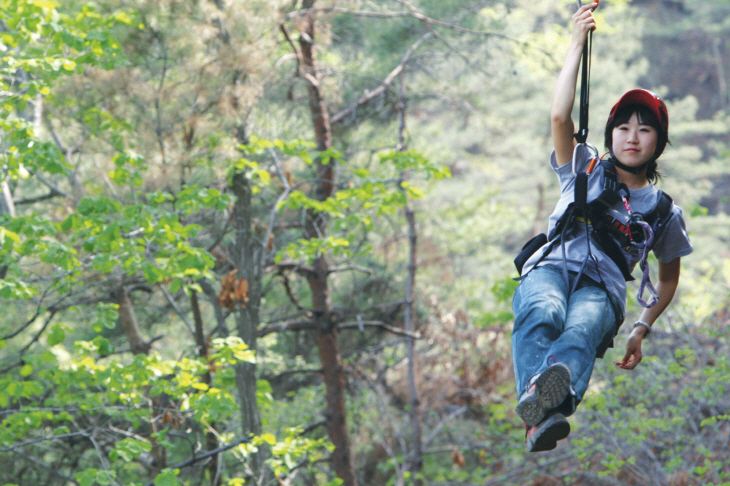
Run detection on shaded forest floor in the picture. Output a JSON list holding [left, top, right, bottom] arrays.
[[366, 305, 730, 486]]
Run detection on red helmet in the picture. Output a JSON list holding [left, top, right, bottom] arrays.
[[607, 89, 669, 157], [608, 89, 668, 133]]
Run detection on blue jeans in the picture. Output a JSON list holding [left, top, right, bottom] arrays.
[[512, 265, 619, 403]]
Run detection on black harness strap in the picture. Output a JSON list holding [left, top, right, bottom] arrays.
[[574, 29, 592, 144], [515, 160, 674, 285]]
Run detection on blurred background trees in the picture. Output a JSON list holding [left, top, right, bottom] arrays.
[[1, 0, 729, 485]]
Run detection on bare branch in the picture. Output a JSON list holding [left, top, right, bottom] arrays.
[[257, 320, 317, 337], [268, 147, 291, 191], [299, 420, 327, 436], [279, 23, 303, 77], [1, 306, 45, 341], [327, 265, 373, 275], [14, 189, 65, 206], [17, 309, 58, 355], [343, 338, 408, 359], [423, 406, 468, 450], [314, 5, 554, 59], [262, 368, 323, 382], [330, 33, 431, 126], [279, 271, 306, 310], [296, 6, 524, 42], [267, 262, 317, 277], [339, 321, 420, 339], [159, 284, 197, 337], [0, 431, 90, 453], [12, 449, 80, 485]]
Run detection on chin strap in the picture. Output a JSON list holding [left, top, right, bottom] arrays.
[[609, 156, 652, 175]]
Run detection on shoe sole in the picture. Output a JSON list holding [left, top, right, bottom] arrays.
[[528, 415, 571, 452], [516, 363, 572, 426]]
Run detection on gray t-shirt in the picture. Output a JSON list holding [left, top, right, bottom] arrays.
[[522, 145, 693, 311]]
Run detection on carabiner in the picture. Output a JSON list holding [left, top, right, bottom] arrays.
[[572, 142, 599, 177]]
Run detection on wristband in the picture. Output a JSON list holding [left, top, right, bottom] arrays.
[[633, 321, 652, 336]]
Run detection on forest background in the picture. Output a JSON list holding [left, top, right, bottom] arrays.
[[2, 0, 730, 485]]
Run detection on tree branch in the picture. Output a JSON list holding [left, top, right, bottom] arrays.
[[159, 284, 197, 337], [339, 321, 420, 339], [268, 262, 317, 277], [17, 309, 58, 356], [0, 431, 90, 453], [279, 271, 306, 310], [257, 320, 317, 337], [12, 449, 80, 485], [330, 33, 431, 126], [327, 265, 373, 275], [423, 406, 468, 451], [308, 5, 554, 57], [262, 368, 323, 382]]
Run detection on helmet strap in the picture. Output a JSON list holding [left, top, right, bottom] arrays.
[[612, 159, 650, 175], [607, 151, 654, 175]]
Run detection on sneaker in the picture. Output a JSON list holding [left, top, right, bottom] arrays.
[[526, 413, 570, 452], [515, 362, 572, 426]]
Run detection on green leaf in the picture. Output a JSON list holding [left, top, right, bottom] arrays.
[[260, 433, 277, 445], [153, 469, 181, 486], [47, 324, 66, 346], [19, 364, 33, 377], [76, 469, 97, 486]]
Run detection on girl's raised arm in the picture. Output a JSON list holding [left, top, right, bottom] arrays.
[[551, 3, 598, 167]]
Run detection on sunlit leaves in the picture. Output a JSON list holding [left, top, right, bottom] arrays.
[[153, 469, 181, 486], [0, 0, 130, 182], [0, 120, 71, 177], [277, 236, 352, 264], [75, 469, 117, 486], [379, 149, 452, 180], [267, 428, 334, 479], [109, 151, 146, 186], [0, 278, 36, 299], [174, 185, 233, 215], [109, 438, 152, 463]]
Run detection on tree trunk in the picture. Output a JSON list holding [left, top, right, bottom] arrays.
[[115, 287, 151, 356], [191, 290, 222, 486], [114, 287, 166, 475], [229, 171, 267, 483], [298, 2, 358, 485], [398, 74, 424, 486], [0, 178, 14, 279]]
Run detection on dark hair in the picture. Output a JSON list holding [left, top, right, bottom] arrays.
[[604, 103, 669, 183]]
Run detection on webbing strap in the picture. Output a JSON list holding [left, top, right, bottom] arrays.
[[574, 30, 592, 144]]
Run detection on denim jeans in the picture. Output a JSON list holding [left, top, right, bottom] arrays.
[[512, 265, 619, 403]]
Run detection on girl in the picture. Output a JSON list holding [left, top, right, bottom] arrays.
[[511, 3, 693, 452]]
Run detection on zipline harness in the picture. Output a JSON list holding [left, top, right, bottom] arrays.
[[514, 3, 673, 308]]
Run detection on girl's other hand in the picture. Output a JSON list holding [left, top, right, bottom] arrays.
[[613, 329, 644, 370]]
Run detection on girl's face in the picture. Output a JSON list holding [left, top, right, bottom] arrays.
[[611, 113, 658, 169]]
